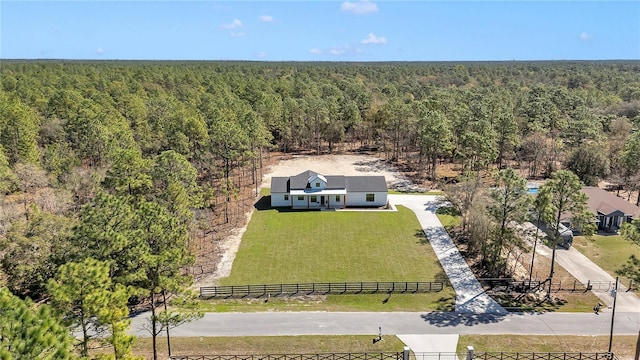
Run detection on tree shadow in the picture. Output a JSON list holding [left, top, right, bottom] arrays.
[[420, 311, 508, 327], [253, 196, 322, 213], [414, 229, 429, 245]]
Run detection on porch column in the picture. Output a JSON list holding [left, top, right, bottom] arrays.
[[307, 195, 309, 209], [327, 196, 330, 209]]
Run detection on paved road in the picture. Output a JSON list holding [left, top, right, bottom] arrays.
[[388, 194, 507, 315], [129, 311, 640, 337]]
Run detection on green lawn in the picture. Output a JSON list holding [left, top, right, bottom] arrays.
[[458, 335, 636, 358], [388, 190, 444, 195], [572, 234, 640, 286], [126, 335, 637, 359], [222, 205, 445, 284], [129, 336, 406, 359], [436, 214, 461, 229], [212, 200, 454, 311]]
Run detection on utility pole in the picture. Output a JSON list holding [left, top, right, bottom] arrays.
[[608, 277, 619, 354], [528, 214, 541, 288]]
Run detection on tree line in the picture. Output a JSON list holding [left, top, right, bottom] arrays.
[[1, 60, 640, 358]]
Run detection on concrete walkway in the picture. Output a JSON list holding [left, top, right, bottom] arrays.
[[388, 195, 507, 315], [530, 231, 640, 312], [397, 334, 459, 358]]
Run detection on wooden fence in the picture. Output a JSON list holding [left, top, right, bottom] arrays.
[[170, 352, 616, 360], [472, 353, 616, 360], [200, 281, 445, 299], [478, 278, 636, 293], [171, 353, 405, 360], [200, 278, 635, 299]]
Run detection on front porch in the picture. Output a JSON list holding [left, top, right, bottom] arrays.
[[596, 211, 631, 233], [291, 192, 347, 209]]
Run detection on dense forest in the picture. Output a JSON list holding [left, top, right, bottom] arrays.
[[1, 60, 640, 358]]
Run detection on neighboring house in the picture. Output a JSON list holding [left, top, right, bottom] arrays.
[[270, 170, 388, 209], [581, 186, 640, 231]]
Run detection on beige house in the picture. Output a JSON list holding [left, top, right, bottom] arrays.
[[581, 187, 640, 232]]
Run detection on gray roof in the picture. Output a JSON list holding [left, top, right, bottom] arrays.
[[273, 170, 387, 193], [345, 175, 387, 192], [582, 186, 640, 217], [270, 177, 289, 193], [290, 170, 316, 189], [324, 176, 346, 189]]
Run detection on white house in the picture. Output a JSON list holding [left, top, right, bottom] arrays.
[[270, 170, 388, 209]]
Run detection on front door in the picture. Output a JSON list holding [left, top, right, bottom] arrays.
[[320, 196, 325, 206]]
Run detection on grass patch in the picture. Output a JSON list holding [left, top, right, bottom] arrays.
[[388, 190, 444, 195], [572, 234, 640, 286], [435, 214, 461, 229], [197, 293, 455, 312], [458, 335, 637, 358], [211, 202, 454, 311], [223, 205, 446, 284], [132, 335, 406, 359], [128, 335, 636, 359]]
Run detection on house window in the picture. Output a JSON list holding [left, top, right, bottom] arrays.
[[284, 195, 289, 201], [316, 182, 320, 187], [310, 195, 317, 202], [366, 194, 375, 202], [297, 196, 304, 201], [335, 195, 340, 202]]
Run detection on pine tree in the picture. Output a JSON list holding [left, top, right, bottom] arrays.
[[0, 287, 76, 360], [47, 258, 134, 358], [488, 168, 531, 274]]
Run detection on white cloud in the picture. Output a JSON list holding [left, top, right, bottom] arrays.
[[260, 15, 273, 22], [329, 48, 345, 55], [309, 48, 322, 55], [230, 31, 245, 38], [361, 33, 387, 45], [96, 48, 104, 55], [580, 32, 591, 41], [341, 0, 378, 14], [256, 51, 267, 58], [222, 19, 243, 29]]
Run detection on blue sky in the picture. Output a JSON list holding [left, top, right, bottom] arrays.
[[2, 1, 639, 61]]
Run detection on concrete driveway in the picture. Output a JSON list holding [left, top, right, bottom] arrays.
[[388, 195, 507, 315], [532, 233, 640, 312]]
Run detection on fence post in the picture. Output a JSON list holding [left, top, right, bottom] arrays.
[[466, 346, 474, 360], [403, 347, 410, 360]]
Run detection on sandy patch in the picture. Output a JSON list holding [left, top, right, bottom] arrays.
[[198, 154, 421, 286], [261, 154, 424, 192]]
